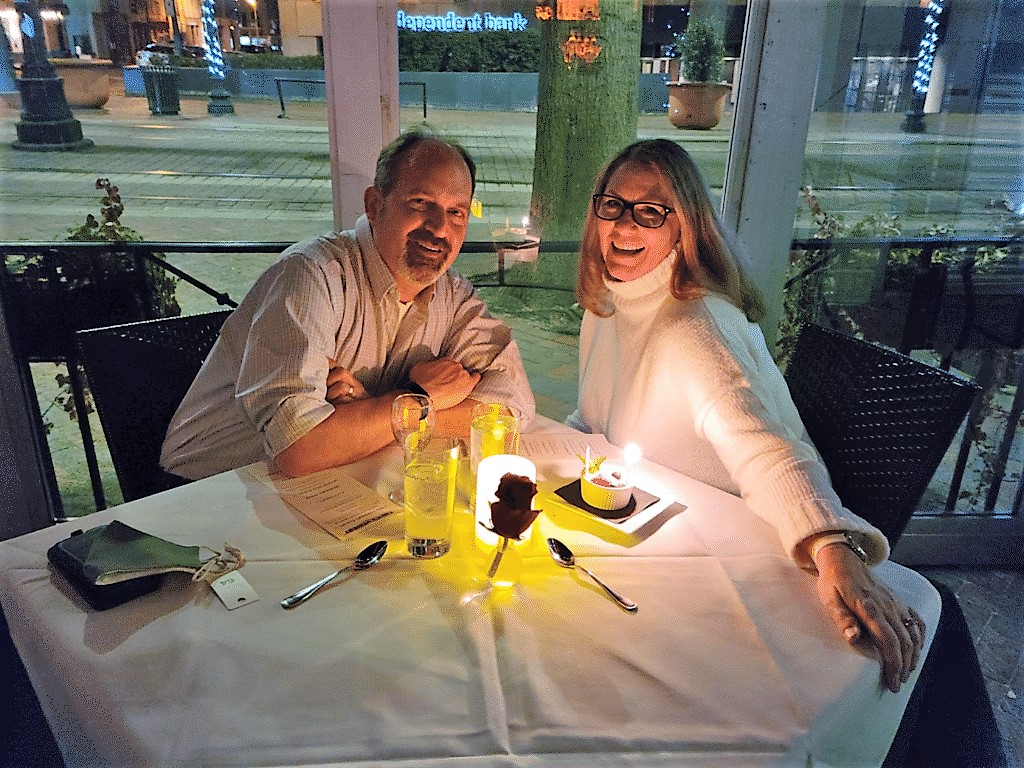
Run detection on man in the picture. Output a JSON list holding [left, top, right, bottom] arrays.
[[161, 129, 535, 480]]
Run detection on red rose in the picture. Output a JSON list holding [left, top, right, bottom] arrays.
[[489, 473, 539, 539], [495, 473, 537, 509]]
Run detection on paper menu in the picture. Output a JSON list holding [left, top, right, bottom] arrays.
[[245, 463, 400, 540], [519, 431, 618, 463]]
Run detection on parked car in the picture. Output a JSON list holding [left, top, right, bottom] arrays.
[[237, 37, 279, 54], [136, 42, 206, 66]]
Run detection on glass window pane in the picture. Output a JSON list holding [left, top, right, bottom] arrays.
[[393, 2, 737, 255], [790, 0, 1023, 521], [797, 0, 1021, 243]]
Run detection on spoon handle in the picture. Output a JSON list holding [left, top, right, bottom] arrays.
[[280, 565, 353, 609], [576, 565, 638, 613]]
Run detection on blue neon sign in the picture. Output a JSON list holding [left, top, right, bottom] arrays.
[[396, 10, 529, 33]]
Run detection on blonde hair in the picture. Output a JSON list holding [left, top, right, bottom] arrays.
[[577, 139, 765, 322]]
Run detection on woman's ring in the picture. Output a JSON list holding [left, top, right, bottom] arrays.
[[347, 384, 354, 396]]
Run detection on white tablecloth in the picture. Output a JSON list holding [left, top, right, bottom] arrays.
[[0, 418, 940, 767]]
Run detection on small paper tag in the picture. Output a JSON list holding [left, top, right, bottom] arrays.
[[210, 572, 259, 610]]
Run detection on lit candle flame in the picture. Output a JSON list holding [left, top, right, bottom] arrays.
[[623, 443, 642, 485]]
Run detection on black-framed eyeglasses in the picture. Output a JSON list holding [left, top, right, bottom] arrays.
[[592, 194, 674, 229]]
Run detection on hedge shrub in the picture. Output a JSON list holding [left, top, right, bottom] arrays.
[[171, 52, 326, 69], [398, 28, 540, 72], [171, 29, 539, 72]]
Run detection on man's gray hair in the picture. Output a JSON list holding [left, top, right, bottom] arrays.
[[373, 128, 476, 196]]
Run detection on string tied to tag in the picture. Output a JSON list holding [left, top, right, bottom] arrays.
[[192, 544, 246, 583]]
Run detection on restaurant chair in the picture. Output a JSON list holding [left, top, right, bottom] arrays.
[[75, 309, 232, 503], [784, 323, 981, 545]]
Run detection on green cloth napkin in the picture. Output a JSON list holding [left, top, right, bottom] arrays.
[[61, 520, 203, 585]]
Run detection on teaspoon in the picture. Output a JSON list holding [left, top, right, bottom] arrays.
[[547, 537, 638, 613], [280, 540, 388, 609]]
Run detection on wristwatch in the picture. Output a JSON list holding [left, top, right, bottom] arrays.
[[405, 380, 430, 398], [810, 531, 869, 564]]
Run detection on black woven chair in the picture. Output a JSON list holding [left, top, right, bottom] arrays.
[[784, 324, 981, 545], [76, 310, 232, 503]]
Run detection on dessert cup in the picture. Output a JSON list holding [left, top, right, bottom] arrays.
[[580, 462, 633, 511]]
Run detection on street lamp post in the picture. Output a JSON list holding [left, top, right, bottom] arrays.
[[11, 0, 93, 151], [166, 0, 185, 57], [247, 0, 259, 35]]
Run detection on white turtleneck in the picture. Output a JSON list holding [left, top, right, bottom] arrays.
[[567, 255, 888, 566]]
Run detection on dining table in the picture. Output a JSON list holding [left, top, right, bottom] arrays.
[[0, 416, 940, 768]]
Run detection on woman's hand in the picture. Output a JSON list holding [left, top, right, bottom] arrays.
[[325, 358, 367, 405], [814, 542, 926, 693]]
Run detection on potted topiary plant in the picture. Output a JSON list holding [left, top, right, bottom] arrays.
[[667, 19, 731, 130]]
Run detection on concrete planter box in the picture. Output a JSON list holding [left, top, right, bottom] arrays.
[[49, 58, 117, 108], [400, 72, 669, 113]]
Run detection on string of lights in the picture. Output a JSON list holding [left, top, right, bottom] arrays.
[[912, 0, 944, 95], [201, 0, 225, 81]]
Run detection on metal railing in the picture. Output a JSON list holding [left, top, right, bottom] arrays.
[[3, 236, 1022, 525], [274, 78, 428, 119], [274, 77, 326, 118], [399, 80, 428, 120], [0, 242, 290, 514]]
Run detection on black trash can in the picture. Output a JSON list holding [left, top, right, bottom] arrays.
[[140, 66, 180, 115]]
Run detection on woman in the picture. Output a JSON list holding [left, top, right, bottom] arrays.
[[567, 139, 924, 694]]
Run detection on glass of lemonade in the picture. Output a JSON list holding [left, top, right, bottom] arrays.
[[404, 436, 461, 559], [390, 393, 434, 503], [470, 403, 521, 474]]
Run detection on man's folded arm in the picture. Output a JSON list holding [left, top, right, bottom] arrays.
[[271, 392, 402, 477]]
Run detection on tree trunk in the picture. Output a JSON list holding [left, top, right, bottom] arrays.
[[530, 2, 642, 249]]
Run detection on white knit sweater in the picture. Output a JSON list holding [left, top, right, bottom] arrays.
[[568, 255, 889, 566]]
